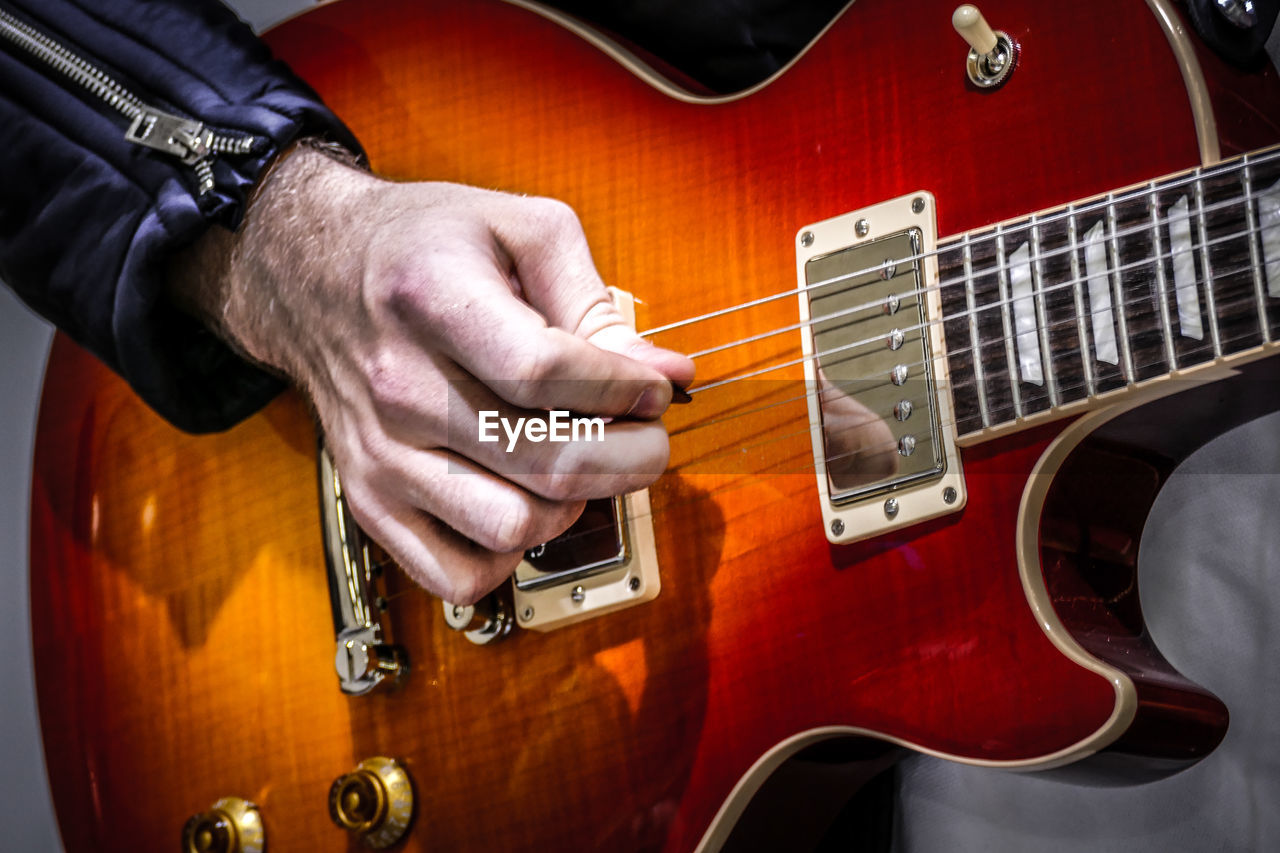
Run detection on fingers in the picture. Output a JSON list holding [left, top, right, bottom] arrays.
[[371, 446, 588, 553], [493, 195, 696, 393], [292, 176, 696, 606], [374, 379, 672, 500], [336, 445, 587, 605], [383, 191, 693, 418], [351, 494, 524, 607]]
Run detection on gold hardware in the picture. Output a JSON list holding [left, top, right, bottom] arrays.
[[329, 756, 415, 848], [181, 797, 264, 853]]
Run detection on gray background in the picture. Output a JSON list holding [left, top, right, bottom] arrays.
[[1, 2, 1276, 849]]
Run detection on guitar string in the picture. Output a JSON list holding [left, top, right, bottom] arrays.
[[672, 185, 1270, 366], [664, 274, 1272, 469], [638, 148, 1280, 344], [640, 166, 1279, 397], [538, 278, 1276, 553], [515, 156, 1280, 553], [662, 250, 1272, 466], [683, 187, 1273, 393], [663, 273, 1273, 460], [680, 218, 1275, 400]]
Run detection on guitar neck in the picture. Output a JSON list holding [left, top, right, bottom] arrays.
[[940, 148, 1280, 438]]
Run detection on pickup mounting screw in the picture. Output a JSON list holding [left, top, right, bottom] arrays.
[[855, 219, 871, 238], [944, 486, 958, 504], [571, 586, 586, 604], [912, 196, 926, 214], [521, 606, 534, 621], [629, 577, 641, 592], [830, 519, 846, 536], [884, 498, 900, 518], [800, 231, 815, 247]]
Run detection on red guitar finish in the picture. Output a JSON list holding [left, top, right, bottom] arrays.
[[30, 1, 1280, 851]]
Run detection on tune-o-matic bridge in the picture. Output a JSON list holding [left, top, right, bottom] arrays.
[[796, 193, 968, 542]]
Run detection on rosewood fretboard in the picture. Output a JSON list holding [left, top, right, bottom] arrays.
[[939, 148, 1280, 437]]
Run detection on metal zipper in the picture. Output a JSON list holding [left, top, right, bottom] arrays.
[[0, 6, 260, 194]]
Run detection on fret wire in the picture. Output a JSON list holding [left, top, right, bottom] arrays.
[[646, 149, 1280, 343], [1066, 208, 1097, 397], [938, 255, 1267, 390], [709, 221, 1273, 397], [933, 190, 1265, 301], [1105, 197, 1137, 380], [994, 228, 1024, 418], [660, 311, 1280, 491], [961, 235, 991, 428], [1242, 156, 1272, 344], [786, 189, 1264, 360], [684, 160, 1279, 401], [1029, 218, 1060, 405], [1193, 173, 1223, 357], [1147, 188, 1179, 369], [700, 271, 1275, 456], [946, 312, 1277, 437], [940, 220, 1272, 329]]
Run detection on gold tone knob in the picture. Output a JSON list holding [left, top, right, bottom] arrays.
[[329, 757, 415, 848], [181, 797, 264, 853]]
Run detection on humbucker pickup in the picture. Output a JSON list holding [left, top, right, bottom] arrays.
[[796, 193, 967, 542]]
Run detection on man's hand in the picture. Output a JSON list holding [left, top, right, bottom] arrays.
[[170, 143, 694, 605]]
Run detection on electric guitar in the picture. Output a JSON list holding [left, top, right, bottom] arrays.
[[30, 0, 1280, 850]]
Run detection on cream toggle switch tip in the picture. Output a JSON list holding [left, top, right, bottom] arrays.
[[952, 4, 998, 55]]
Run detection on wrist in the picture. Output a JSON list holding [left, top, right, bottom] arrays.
[[168, 139, 377, 385]]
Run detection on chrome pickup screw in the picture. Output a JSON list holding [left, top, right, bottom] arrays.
[[953, 5, 1017, 89]]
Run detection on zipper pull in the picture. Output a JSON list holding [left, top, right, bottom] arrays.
[[125, 107, 213, 166]]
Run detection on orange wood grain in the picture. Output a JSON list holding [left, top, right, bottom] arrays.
[[30, 1, 1280, 851]]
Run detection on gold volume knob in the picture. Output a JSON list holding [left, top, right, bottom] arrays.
[[181, 797, 264, 853], [329, 756, 415, 848]]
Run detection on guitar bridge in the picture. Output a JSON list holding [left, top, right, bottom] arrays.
[[796, 193, 967, 542], [318, 444, 408, 695]]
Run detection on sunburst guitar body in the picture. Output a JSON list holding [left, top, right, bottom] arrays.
[[30, 0, 1280, 851]]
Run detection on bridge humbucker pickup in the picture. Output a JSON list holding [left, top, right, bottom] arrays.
[[796, 193, 967, 543]]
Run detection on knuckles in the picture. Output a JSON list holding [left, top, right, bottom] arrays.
[[482, 497, 540, 555], [495, 336, 567, 409], [365, 349, 420, 417], [521, 195, 582, 238]]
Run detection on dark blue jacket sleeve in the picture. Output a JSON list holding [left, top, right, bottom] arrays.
[[0, 0, 361, 433]]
